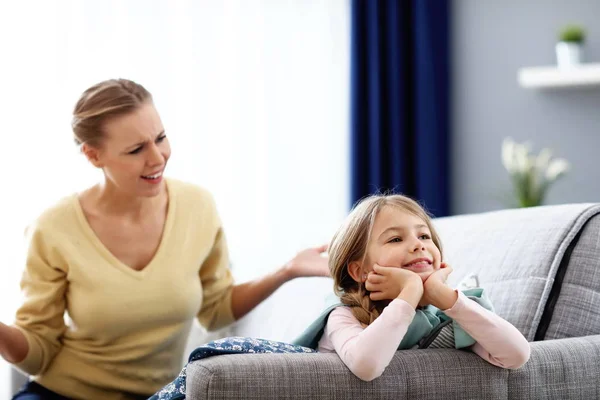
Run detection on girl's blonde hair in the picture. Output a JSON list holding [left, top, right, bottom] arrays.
[[71, 78, 152, 148], [329, 194, 443, 326]]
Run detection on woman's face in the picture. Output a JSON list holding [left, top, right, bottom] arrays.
[[85, 102, 171, 198]]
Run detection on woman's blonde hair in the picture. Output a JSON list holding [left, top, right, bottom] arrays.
[[71, 78, 152, 147], [329, 194, 443, 326]]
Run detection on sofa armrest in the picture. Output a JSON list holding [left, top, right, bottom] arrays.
[[186, 335, 600, 399], [509, 335, 600, 399]]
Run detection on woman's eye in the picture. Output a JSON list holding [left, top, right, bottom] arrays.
[[128, 147, 142, 155], [157, 135, 166, 142]]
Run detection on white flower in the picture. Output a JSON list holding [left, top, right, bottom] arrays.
[[545, 158, 570, 181], [514, 144, 531, 174], [501, 138, 516, 173], [500, 137, 570, 207], [536, 148, 552, 172]]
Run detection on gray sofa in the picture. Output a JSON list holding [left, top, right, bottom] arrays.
[[186, 203, 600, 399]]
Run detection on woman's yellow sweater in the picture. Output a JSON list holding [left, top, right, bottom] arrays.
[[14, 178, 234, 399]]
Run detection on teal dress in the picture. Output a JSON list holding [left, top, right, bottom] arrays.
[[292, 288, 494, 351]]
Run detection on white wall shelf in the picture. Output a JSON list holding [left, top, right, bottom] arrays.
[[517, 63, 600, 89]]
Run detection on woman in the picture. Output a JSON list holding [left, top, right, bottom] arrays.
[[1, 78, 329, 399]]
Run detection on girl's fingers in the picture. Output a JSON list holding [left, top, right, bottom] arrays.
[[442, 266, 453, 277], [436, 266, 453, 283], [372, 263, 391, 275], [367, 272, 386, 283], [365, 281, 384, 292], [369, 291, 386, 301]]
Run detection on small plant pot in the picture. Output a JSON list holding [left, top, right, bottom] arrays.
[[555, 41, 583, 68]]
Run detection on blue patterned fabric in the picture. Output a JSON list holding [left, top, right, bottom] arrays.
[[148, 337, 315, 400]]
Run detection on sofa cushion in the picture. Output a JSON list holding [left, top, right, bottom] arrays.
[[432, 204, 600, 341], [186, 351, 509, 399], [539, 213, 600, 339], [185, 335, 600, 399]]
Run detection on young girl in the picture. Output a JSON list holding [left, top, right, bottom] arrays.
[[316, 194, 530, 381]]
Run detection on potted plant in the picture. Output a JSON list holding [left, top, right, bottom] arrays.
[[556, 24, 585, 68]]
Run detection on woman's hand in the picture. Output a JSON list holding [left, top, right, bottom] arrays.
[[282, 244, 330, 280], [0, 322, 29, 364], [420, 263, 458, 309], [232, 244, 330, 320]]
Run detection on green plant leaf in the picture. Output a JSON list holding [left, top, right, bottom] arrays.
[[559, 25, 585, 43]]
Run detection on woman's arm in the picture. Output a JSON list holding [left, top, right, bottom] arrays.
[[444, 291, 531, 369], [231, 245, 329, 320], [231, 268, 290, 320], [6, 222, 68, 375], [0, 323, 28, 363]]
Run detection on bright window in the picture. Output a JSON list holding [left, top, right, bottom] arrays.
[[0, 0, 349, 393], [0, 0, 349, 332]]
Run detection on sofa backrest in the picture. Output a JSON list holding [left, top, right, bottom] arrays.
[[538, 212, 600, 340], [433, 203, 600, 341]]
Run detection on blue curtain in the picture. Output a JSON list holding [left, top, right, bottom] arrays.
[[350, 0, 450, 217]]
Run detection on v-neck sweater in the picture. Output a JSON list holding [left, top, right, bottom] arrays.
[[13, 178, 235, 399]]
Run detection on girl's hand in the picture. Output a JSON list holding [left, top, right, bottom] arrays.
[[283, 244, 330, 280], [420, 263, 458, 309], [366, 264, 422, 301]]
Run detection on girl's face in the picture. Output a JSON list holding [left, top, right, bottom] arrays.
[[363, 206, 442, 282]]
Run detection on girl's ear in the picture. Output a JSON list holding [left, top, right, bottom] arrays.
[[348, 260, 365, 283]]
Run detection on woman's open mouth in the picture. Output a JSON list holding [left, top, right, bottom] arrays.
[[141, 170, 163, 184]]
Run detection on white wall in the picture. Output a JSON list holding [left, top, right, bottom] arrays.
[[452, 0, 600, 215], [0, 0, 350, 395]]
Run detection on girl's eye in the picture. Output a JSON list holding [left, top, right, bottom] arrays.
[[419, 234, 431, 240], [388, 237, 402, 243], [157, 135, 166, 142]]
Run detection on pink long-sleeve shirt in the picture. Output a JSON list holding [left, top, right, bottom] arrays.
[[317, 291, 531, 381]]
